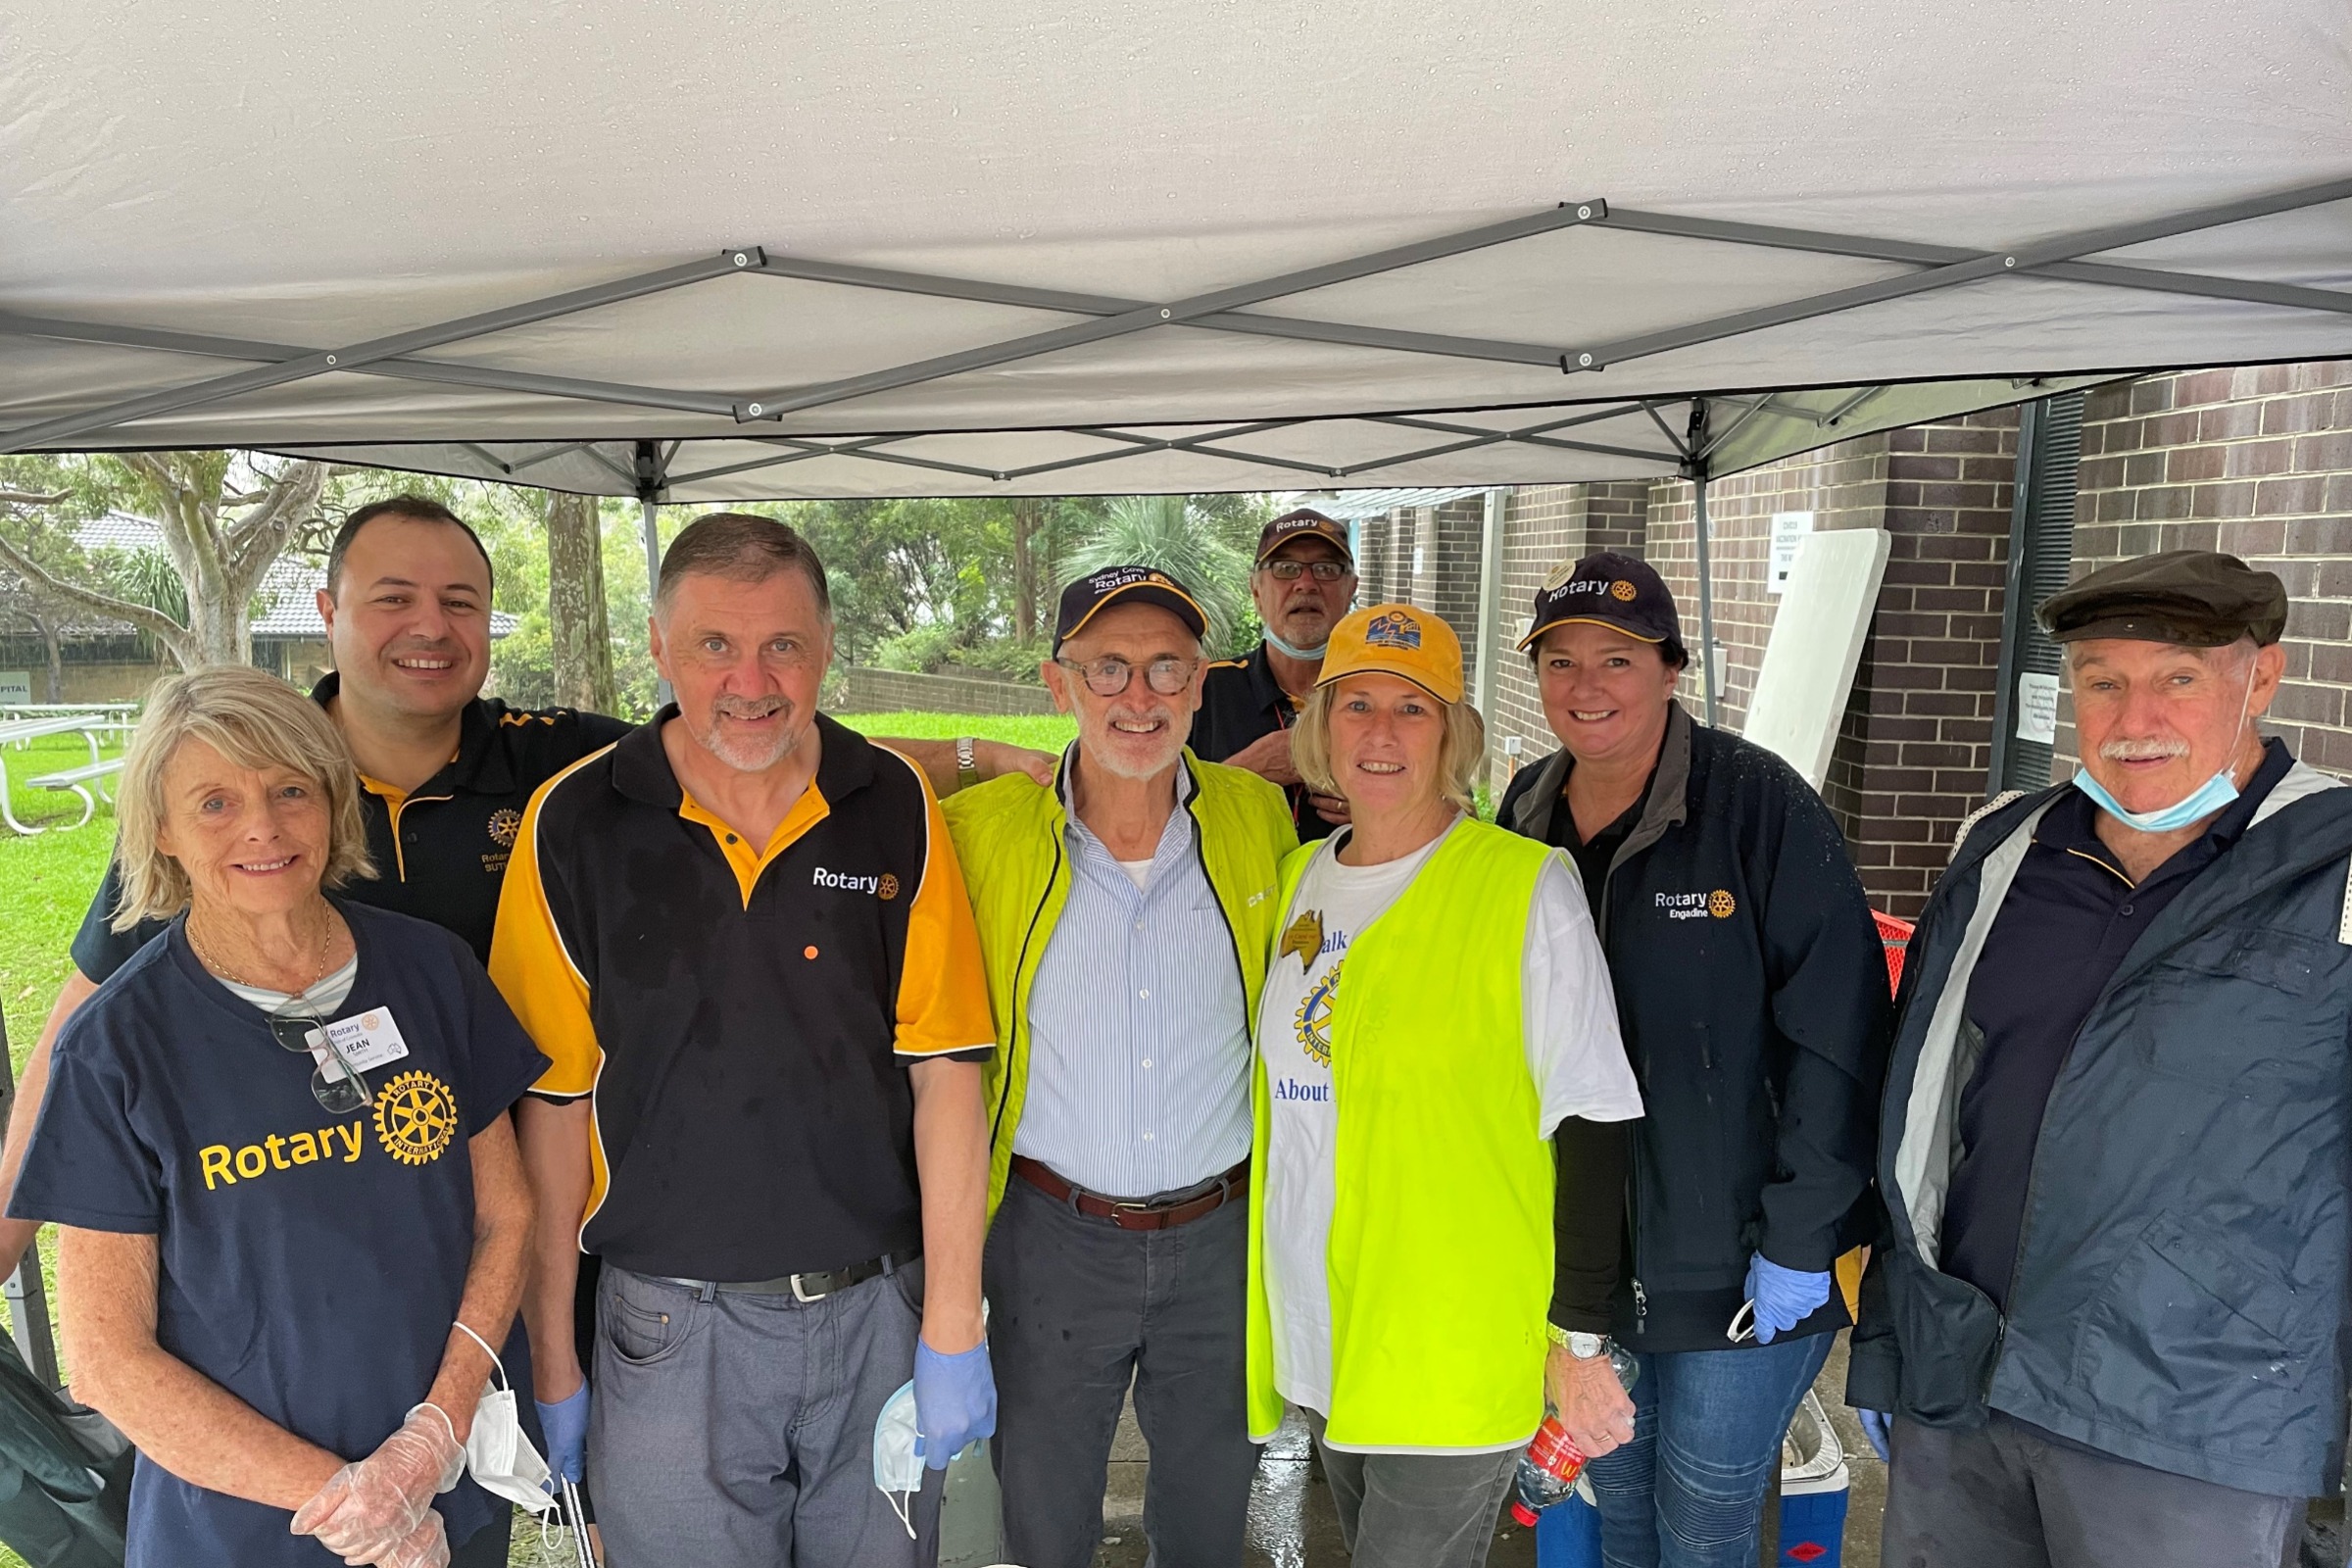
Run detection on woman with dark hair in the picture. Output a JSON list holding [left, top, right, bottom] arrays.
[[1496, 553, 1891, 1568]]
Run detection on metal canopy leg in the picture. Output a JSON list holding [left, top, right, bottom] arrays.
[[635, 441, 673, 710], [1687, 398, 1721, 728], [1692, 474, 1719, 728]]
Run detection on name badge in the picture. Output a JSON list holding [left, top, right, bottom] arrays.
[[308, 1009, 412, 1081]]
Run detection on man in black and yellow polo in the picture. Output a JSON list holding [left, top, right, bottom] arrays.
[[1195, 508, 1359, 841], [491, 513, 997, 1568]]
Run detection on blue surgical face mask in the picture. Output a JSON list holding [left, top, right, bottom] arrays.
[[1264, 628, 1328, 662], [2073, 661, 2257, 834], [872, 1380, 921, 1540]]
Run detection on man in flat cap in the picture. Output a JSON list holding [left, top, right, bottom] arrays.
[[1849, 551, 2352, 1566]]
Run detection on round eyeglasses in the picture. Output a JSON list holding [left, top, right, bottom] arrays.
[[269, 1010, 372, 1115], [1053, 656, 1200, 698]]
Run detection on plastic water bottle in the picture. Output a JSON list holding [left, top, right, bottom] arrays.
[[1509, 1341, 1640, 1527]]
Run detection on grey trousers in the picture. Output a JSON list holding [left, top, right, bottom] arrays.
[[1301, 1410, 1521, 1568], [586, 1262, 943, 1568], [984, 1170, 1256, 1568], [1881, 1412, 2303, 1568]]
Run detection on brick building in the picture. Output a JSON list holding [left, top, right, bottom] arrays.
[[1340, 358, 2352, 917]]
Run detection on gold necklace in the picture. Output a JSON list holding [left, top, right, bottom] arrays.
[[188, 908, 340, 997]]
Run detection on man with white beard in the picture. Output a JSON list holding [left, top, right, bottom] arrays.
[[489, 513, 998, 1567], [944, 566, 1298, 1568]]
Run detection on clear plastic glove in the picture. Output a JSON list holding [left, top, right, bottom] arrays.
[[1742, 1254, 1833, 1345], [912, 1337, 996, 1471], [1857, 1407, 1893, 1463], [290, 1404, 465, 1562], [371, 1507, 449, 1568], [535, 1383, 590, 1486]]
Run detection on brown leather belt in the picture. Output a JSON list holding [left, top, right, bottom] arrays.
[[1011, 1155, 1249, 1232]]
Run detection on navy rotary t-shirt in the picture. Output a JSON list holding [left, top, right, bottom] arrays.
[[9, 901, 548, 1567]]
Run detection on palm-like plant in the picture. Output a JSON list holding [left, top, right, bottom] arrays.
[[1062, 495, 1253, 656]]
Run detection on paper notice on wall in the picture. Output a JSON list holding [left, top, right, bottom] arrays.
[[2016, 671, 2060, 743], [0, 672, 30, 705], [1767, 513, 1815, 595]]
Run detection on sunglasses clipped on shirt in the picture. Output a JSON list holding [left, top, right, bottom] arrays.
[[268, 1009, 372, 1115], [1054, 656, 1201, 698], [1260, 560, 1350, 582]]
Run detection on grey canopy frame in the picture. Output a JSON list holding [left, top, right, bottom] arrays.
[[7, 176, 2348, 497], [8, 0, 2352, 729]]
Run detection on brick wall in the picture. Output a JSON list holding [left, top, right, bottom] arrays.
[[1486, 485, 1592, 778], [831, 665, 1059, 715], [1835, 414, 2019, 914], [2061, 362, 2352, 777], [1634, 412, 2019, 916]]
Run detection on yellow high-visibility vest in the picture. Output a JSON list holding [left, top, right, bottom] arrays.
[[1247, 817, 1559, 1450], [943, 750, 1297, 1215]]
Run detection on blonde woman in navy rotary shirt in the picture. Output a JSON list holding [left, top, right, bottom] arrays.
[[9, 667, 544, 1568]]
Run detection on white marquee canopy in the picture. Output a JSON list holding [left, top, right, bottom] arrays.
[[3, 0, 2348, 502]]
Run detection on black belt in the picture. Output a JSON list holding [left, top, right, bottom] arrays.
[[656, 1248, 918, 1303]]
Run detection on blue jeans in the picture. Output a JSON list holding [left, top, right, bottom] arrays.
[[1582, 1332, 1833, 1568]]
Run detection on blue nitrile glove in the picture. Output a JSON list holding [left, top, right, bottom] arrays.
[[535, 1384, 590, 1486], [912, 1338, 996, 1471], [1857, 1407, 1893, 1463], [1744, 1253, 1833, 1345]]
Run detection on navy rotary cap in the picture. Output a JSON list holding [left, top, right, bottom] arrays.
[[1253, 508, 1354, 565], [1517, 552, 1681, 651], [1053, 564, 1209, 653]]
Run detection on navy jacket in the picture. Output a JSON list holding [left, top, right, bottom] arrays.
[[1848, 760, 2352, 1496], [1501, 702, 1891, 1347]]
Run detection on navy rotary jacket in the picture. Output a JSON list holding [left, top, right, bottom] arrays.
[[1848, 760, 2352, 1496]]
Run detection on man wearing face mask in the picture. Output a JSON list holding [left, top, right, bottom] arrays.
[[1848, 551, 2352, 1567], [942, 566, 1296, 1568], [1196, 509, 1359, 840]]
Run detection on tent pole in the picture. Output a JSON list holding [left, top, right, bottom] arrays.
[[641, 492, 669, 709], [1472, 487, 1506, 722], [1692, 471, 1719, 728], [635, 440, 672, 709]]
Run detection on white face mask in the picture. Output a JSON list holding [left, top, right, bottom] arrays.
[[451, 1322, 557, 1513], [872, 1379, 922, 1540]]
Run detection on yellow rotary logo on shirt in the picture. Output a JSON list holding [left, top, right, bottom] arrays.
[[487, 808, 523, 848], [1709, 889, 1737, 918], [373, 1070, 458, 1166], [1295, 961, 1341, 1068]]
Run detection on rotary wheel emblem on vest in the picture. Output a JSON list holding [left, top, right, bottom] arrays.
[[1708, 889, 1737, 918], [373, 1071, 457, 1165], [1296, 961, 1341, 1067], [486, 809, 522, 847]]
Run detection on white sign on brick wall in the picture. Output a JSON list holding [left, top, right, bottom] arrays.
[[2016, 671, 2060, 744], [0, 671, 30, 705], [1767, 512, 1815, 595]]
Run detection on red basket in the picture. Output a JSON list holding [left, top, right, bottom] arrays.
[[1872, 910, 1914, 999]]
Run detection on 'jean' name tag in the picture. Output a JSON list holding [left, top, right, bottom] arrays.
[[308, 1010, 412, 1081]]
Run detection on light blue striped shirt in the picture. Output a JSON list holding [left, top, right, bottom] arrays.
[[1012, 763, 1254, 1200]]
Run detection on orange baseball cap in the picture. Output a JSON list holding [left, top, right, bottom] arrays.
[[1315, 603, 1465, 705]]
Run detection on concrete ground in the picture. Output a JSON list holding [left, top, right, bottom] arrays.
[[940, 1332, 1889, 1568]]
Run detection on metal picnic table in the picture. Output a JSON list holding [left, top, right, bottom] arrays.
[[0, 713, 118, 837]]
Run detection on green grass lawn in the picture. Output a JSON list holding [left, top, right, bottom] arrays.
[[0, 711, 1070, 1568]]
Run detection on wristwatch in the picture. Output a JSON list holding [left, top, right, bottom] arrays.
[[1547, 1325, 1608, 1358], [956, 736, 979, 793]]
